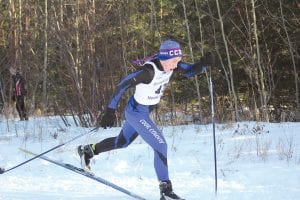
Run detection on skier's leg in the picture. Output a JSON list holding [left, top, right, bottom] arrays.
[[126, 114, 184, 199], [78, 121, 138, 169], [19, 98, 25, 119], [20, 97, 28, 120], [125, 110, 169, 181], [93, 121, 138, 155], [124, 98, 183, 199], [16, 98, 23, 120]]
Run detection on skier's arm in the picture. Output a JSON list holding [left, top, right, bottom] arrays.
[[107, 64, 154, 110], [99, 65, 154, 128], [11, 75, 17, 100], [12, 75, 16, 93], [177, 61, 206, 77], [20, 77, 27, 96], [177, 52, 215, 77]]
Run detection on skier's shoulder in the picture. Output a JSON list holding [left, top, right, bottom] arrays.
[[141, 61, 155, 71], [138, 60, 156, 76], [131, 61, 157, 85], [143, 58, 165, 73]]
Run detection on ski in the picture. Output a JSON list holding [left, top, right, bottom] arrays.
[[1, 128, 98, 175], [19, 148, 147, 200]]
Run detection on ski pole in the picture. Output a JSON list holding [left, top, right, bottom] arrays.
[[209, 69, 218, 194], [0, 127, 99, 174], [20, 148, 146, 200]]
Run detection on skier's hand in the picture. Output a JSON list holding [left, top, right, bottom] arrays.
[[199, 52, 215, 67], [100, 108, 116, 129]]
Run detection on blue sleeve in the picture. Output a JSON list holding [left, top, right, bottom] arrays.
[[177, 61, 206, 78], [107, 65, 154, 109]]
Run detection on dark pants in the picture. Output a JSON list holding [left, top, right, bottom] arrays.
[[16, 96, 28, 120]]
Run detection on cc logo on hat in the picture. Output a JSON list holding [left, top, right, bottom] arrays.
[[169, 49, 182, 56]]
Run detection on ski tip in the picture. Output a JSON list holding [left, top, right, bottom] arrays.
[[0, 167, 5, 174]]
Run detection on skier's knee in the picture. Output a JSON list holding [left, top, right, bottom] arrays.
[[155, 142, 167, 156], [161, 143, 168, 154], [115, 131, 138, 148], [116, 134, 127, 148]]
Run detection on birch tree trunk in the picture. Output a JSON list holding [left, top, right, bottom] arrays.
[[244, 0, 260, 121], [195, 0, 204, 56], [18, 0, 22, 71], [279, 0, 299, 109], [8, 0, 17, 70], [75, 0, 81, 90], [182, 0, 203, 122], [149, 0, 160, 44], [42, 0, 48, 110], [251, 0, 269, 122], [117, 4, 127, 75], [194, 0, 205, 122], [208, 1, 233, 122], [215, 0, 239, 121]]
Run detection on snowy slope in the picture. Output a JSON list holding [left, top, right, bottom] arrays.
[[0, 116, 299, 200]]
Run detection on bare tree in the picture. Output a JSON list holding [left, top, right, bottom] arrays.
[[215, 0, 239, 121], [279, 0, 299, 109], [251, 0, 269, 122], [42, 0, 48, 110], [182, 0, 204, 122], [8, 0, 18, 69]]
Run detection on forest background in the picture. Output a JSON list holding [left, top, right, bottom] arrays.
[[0, 0, 299, 127]]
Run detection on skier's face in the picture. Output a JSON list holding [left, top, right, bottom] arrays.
[[161, 57, 182, 72]]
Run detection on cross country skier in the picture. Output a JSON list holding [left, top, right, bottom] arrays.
[[78, 39, 214, 200]]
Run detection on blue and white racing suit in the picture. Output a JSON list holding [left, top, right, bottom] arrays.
[[93, 58, 206, 181]]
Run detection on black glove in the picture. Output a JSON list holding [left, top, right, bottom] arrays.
[[100, 108, 116, 129], [200, 52, 215, 66]]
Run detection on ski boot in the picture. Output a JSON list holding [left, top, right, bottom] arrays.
[[159, 180, 185, 200], [0, 167, 5, 174], [77, 144, 94, 171]]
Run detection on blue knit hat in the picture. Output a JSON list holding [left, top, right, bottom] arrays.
[[158, 39, 183, 60]]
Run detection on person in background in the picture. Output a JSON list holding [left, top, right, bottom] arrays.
[[11, 70, 28, 121], [78, 39, 214, 200]]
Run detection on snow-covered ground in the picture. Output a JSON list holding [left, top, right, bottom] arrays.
[[0, 116, 299, 200]]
